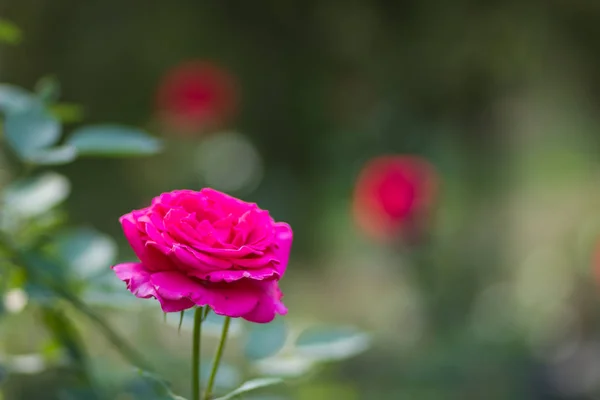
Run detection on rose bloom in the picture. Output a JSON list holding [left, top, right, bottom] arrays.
[[156, 61, 238, 135], [112, 188, 292, 323], [353, 155, 438, 241]]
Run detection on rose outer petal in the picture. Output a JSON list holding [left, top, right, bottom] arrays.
[[273, 222, 293, 276], [113, 263, 285, 322], [241, 281, 287, 323], [112, 262, 195, 312], [150, 271, 260, 317]]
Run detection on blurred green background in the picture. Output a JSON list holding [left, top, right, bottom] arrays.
[[4, 1, 600, 399]]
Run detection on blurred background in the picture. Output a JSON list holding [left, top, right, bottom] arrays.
[[3, 1, 600, 399]]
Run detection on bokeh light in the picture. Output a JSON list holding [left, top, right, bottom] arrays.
[[195, 131, 263, 194]]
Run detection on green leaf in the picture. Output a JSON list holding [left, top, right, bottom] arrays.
[[3, 172, 70, 217], [54, 227, 117, 280], [4, 107, 61, 158], [35, 76, 61, 104], [294, 326, 370, 362], [244, 317, 287, 360], [0, 84, 38, 114], [214, 378, 283, 400], [24, 145, 77, 165], [66, 125, 162, 157], [0, 19, 22, 45]]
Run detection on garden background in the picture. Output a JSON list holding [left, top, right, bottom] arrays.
[[3, 1, 600, 399]]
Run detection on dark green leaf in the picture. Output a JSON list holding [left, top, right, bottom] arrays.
[[4, 107, 61, 158], [294, 326, 370, 362], [3, 173, 70, 217], [0, 19, 22, 45], [244, 317, 287, 360], [54, 227, 117, 280], [0, 84, 37, 114], [66, 125, 162, 157], [214, 378, 283, 400]]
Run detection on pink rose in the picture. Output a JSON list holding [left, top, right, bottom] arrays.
[[353, 155, 438, 241], [156, 61, 238, 136], [112, 188, 292, 323]]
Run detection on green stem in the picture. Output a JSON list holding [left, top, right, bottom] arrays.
[[203, 316, 231, 400], [192, 306, 204, 400]]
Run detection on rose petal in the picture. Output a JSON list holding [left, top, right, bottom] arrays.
[[150, 271, 260, 317], [120, 214, 148, 261], [157, 296, 196, 313], [172, 244, 233, 269], [273, 222, 293, 276], [112, 263, 196, 312], [241, 281, 287, 323], [113, 262, 155, 298], [187, 266, 279, 283]]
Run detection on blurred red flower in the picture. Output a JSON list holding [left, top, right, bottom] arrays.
[[156, 61, 238, 135], [353, 155, 438, 241]]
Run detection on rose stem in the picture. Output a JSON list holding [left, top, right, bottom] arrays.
[[203, 316, 231, 400], [192, 306, 204, 400]]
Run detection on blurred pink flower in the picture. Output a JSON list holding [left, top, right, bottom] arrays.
[[113, 188, 292, 323], [353, 155, 438, 241], [156, 61, 238, 135]]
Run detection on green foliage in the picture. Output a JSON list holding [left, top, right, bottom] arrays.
[[0, 63, 162, 399], [1, 80, 160, 167]]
